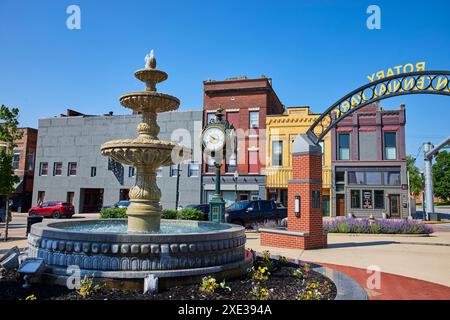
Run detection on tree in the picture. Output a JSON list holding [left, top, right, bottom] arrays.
[[0, 105, 23, 241], [406, 155, 423, 197], [433, 151, 450, 202]]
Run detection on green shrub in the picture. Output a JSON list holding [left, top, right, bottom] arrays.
[[176, 208, 205, 221], [337, 222, 351, 233], [100, 207, 127, 219], [370, 223, 382, 234], [161, 209, 178, 219]]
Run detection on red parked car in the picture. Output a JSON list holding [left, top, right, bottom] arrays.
[[28, 201, 74, 219]]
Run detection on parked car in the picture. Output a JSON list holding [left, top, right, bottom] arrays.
[[225, 200, 287, 227], [28, 201, 75, 219], [101, 200, 130, 211], [0, 209, 12, 223], [184, 204, 210, 220]]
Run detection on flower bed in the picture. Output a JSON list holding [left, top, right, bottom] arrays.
[[0, 251, 336, 300], [324, 217, 433, 234]]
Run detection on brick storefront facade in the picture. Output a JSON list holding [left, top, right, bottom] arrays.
[[202, 77, 285, 205]]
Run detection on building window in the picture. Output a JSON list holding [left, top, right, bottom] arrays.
[[248, 150, 259, 173], [68, 162, 77, 176], [12, 151, 20, 170], [272, 141, 283, 166], [384, 132, 397, 160], [350, 190, 361, 209], [53, 162, 62, 176], [385, 171, 401, 185], [39, 162, 48, 176], [338, 133, 350, 160], [365, 172, 382, 185], [319, 141, 325, 165], [312, 190, 320, 209], [207, 113, 215, 124], [249, 111, 259, 129], [170, 164, 179, 177], [66, 192, 74, 205], [188, 162, 199, 177], [362, 190, 373, 209], [348, 171, 365, 184], [374, 190, 384, 209], [156, 167, 162, 177], [206, 155, 215, 173], [119, 189, 129, 201], [37, 191, 45, 204], [226, 151, 237, 173], [335, 171, 345, 183], [27, 153, 35, 171], [91, 167, 97, 177], [128, 167, 135, 177]]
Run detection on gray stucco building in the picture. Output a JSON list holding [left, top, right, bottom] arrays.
[[32, 110, 203, 213]]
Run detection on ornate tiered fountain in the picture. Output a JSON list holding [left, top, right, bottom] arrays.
[[100, 50, 190, 233], [27, 52, 251, 288]]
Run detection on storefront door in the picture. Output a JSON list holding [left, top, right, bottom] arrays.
[[336, 194, 345, 216], [389, 194, 400, 218]]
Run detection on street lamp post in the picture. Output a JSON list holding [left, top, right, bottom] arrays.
[[234, 170, 239, 203]]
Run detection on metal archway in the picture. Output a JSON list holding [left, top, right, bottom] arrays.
[[306, 71, 450, 144]]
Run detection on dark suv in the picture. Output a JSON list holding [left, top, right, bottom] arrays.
[[225, 200, 287, 227]]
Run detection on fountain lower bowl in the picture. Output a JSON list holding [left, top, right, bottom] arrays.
[[100, 139, 191, 167], [27, 219, 251, 289]]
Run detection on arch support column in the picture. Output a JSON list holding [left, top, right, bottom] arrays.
[[260, 134, 327, 250]]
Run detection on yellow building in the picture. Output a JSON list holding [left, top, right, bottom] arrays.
[[265, 107, 332, 216]]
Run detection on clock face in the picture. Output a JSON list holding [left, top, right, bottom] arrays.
[[203, 127, 226, 152]]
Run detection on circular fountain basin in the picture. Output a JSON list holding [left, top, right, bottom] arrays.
[[27, 219, 252, 289]]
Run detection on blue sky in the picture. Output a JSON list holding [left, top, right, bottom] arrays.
[[0, 0, 449, 166]]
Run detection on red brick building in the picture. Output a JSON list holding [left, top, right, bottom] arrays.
[[0, 127, 38, 212], [202, 76, 285, 205]]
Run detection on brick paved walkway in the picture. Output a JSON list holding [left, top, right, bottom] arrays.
[[317, 262, 450, 300]]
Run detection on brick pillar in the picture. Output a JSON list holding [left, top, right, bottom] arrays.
[[287, 135, 327, 249], [260, 134, 327, 250]]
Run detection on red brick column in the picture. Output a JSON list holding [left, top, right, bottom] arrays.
[[260, 135, 327, 250]]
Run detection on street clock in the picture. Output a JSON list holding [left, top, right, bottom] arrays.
[[202, 126, 226, 153], [201, 107, 235, 223]]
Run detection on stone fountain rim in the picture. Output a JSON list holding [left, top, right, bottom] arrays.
[[30, 219, 245, 243]]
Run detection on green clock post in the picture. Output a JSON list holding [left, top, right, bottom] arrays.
[[201, 107, 234, 223]]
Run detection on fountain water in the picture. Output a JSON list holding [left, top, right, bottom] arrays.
[[27, 52, 251, 288]]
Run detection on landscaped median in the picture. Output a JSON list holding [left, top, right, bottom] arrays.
[[323, 217, 433, 235]]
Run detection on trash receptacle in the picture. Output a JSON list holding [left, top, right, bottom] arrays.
[[26, 216, 43, 235]]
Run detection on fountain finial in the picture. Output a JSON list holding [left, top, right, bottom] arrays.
[[145, 50, 157, 69]]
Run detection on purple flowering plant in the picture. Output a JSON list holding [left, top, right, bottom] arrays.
[[323, 217, 433, 234]]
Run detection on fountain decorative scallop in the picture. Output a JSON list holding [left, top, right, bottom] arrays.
[[27, 52, 251, 288]]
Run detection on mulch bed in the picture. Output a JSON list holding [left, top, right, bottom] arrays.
[[0, 258, 336, 300]]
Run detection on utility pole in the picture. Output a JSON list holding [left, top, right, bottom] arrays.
[[422, 136, 450, 221], [175, 163, 181, 210], [407, 170, 412, 220], [423, 142, 434, 220]]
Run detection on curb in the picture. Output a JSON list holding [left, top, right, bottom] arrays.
[[256, 252, 368, 300]]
